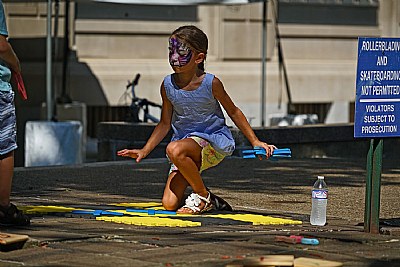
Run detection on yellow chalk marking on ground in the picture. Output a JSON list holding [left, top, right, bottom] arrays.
[[19, 205, 78, 214], [111, 202, 163, 209], [96, 216, 201, 227], [204, 214, 302, 225], [19, 205, 302, 227]]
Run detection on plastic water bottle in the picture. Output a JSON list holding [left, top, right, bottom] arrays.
[[310, 175, 328, 226]]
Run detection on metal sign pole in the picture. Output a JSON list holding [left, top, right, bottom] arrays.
[[364, 138, 383, 233]]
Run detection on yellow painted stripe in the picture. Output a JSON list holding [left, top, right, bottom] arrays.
[[19, 205, 302, 226], [19, 205, 80, 214], [204, 214, 302, 225], [96, 216, 201, 227]]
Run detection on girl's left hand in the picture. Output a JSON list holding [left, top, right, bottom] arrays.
[[253, 141, 277, 159]]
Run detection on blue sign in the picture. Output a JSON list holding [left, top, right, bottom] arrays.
[[354, 37, 400, 138]]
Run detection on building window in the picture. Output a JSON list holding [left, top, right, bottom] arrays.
[[76, 3, 198, 22], [277, 0, 379, 26]]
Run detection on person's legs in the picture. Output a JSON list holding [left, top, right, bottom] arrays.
[[166, 138, 207, 197], [0, 150, 30, 226], [0, 91, 30, 226], [166, 138, 214, 213], [162, 170, 188, 211], [165, 137, 231, 213], [0, 151, 14, 207]]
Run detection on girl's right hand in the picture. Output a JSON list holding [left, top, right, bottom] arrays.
[[117, 149, 146, 163]]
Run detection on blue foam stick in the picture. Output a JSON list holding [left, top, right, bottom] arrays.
[[101, 210, 125, 216], [72, 210, 124, 216], [126, 209, 177, 215], [242, 147, 292, 159], [272, 148, 291, 155], [301, 238, 319, 245], [93, 210, 102, 216]]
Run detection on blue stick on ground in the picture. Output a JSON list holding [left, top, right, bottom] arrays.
[[72, 210, 125, 216], [126, 209, 177, 215], [72, 209, 177, 216], [242, 147, 292, 159]]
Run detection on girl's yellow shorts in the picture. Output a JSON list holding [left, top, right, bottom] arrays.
[[169, 136, 225, 174]]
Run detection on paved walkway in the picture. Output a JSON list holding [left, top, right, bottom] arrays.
[[1, 157, 400, 266]]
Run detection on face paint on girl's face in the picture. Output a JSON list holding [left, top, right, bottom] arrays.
[[168, 37, 193, 67]]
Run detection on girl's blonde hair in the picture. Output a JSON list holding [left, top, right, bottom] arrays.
[[171, 25, 208, 71]]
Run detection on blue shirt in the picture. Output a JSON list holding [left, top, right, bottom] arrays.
[[0, 3, 12, 92], [164, 73, 235, 156]]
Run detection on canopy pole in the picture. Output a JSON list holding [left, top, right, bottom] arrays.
[[46, 0, 53, 120], [260, 0, 267, 127], [60, 0, 72, 104]]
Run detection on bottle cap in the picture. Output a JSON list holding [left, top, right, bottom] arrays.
[[317, 175, 325, 179]]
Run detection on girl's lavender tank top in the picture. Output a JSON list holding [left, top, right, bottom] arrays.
[[164, 73, 235, 156]]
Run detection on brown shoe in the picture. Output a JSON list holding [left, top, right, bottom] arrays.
[[0, 203, 30, 226]]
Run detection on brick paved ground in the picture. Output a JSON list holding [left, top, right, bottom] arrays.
[[1, 157, 399, 266]]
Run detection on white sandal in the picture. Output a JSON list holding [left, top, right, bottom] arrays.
[[178, 192, 213, 214]]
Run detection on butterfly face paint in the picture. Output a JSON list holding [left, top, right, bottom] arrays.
[[169, 37, 192, 67]]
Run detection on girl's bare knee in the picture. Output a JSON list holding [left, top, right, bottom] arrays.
[[166, 141, 182, 161], [162, 197, 180, 211]]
